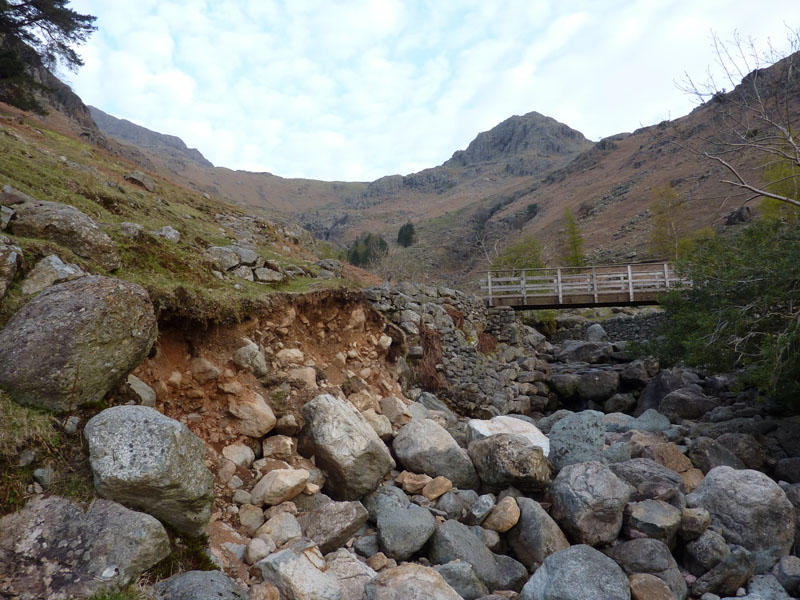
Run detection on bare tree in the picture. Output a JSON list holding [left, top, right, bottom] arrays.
[[679, 28, 800, 208]]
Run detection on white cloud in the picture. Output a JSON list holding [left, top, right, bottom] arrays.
[[67, 0, 798, 180]]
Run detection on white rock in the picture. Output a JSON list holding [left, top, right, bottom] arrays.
[[467, 415, 550, 457], [277, 348, 305, 363], [251, 469, 309, 506], [222, 443, 255, 467], [228, 391, 276, 437]]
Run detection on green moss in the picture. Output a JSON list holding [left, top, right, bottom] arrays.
[[146, 532, 217, 580]]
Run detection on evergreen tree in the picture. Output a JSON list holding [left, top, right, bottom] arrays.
[[0, 1, 96, 111], [560, 207, 585, 267], [397, 221, 416, 247]]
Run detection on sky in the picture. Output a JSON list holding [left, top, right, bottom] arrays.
[[66, 0, 797, 181]]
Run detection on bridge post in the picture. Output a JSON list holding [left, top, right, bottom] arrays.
[[627, 264, 634, 301], [521, 270, 527, 304], [556, 268, 563, 304], [591, 267, 598, 303], [663, 263, 670, 289], [487, 272, 493, 306]]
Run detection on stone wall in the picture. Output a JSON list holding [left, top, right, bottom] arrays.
[[553, 311, 667, 344], [365, 283, 551, 418]]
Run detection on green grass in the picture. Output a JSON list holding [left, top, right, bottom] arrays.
[[0, 117, 362, 324]]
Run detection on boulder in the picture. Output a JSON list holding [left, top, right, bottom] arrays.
[[393, 419, 479, 490], [520, 544, 631, 600], [228, 391, 276, 437], [468, 433, 552, 493], [0, 276, 157, 412], [377, 503, 436, 560], [297, 501, 368, 554], [658, 388, 720, 422], [585, 323, 608, 342], [21, 254, 84, 295], [251, 468, 309, 506], [156, 570, 249, 600], [0, 496, 169, 599], [300, 394, 395, 500], [550, 461, 633, 546], [0, 239, 22, 299], [687, 466, 795, 573], [609, 458, 686, 500], [125, 170, 156, 192], [482, 496, 521, 533], [628, 573, 673, 600], [232, 339, 269, 378], [85, 405, 214, 537], [685, 529, 730, 576], [576, 370, 620, 402], [364, 484, 410, 522], [206, 246, 241, 270], [326, 548, 377, 600], [152, 225, 180, 242], [691, 545, 755, 597], [256, 512, 302, 547], [547, 410, 606, 470], [507, 497, 570, 568], [556, 340, 613, 364], [365, 563, 462, 599], [11, 198, 120, 269], [466, 415, 550, 456], [434, 561, 488, 600], [257, 539, 344, 599], [605, 538, 687, 600], [436, 489, 479, 520], [622, 499, 682, 547], [635, 369, 701, 417], [428, 519, 504, 590], [687, 437, 745, 474]]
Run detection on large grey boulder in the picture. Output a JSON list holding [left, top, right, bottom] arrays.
[[506, 497, 570, 569], [635, 368, 701, 416], [258, 539, 343, 599], [0, 276, 157, 412], [364, 484, 410, 522], [605, 538, 688, 600], [297, 500, 368, 554], [434, 561, 488, 600], [85, 405, 214, 537], [377, 503, 436, 560], [0, 496, 169, 599], [520, 544, 631, 600], [556, 340, 613, 364], [10, 198, 121, 270], [550, 461, 634, 546], [576, 370, 620, 403], [468, 433, 552, 493], [428, 519, 503, 590], [393, 418, 479, 490], [156, 571, 248, 600], [365, 563, 462, 599], [609, 458, 686, 499], [687, 466, 796, 573], [658, 388, 720, 421], [300, 394, 395, 500], [547, 410, 605, 470]]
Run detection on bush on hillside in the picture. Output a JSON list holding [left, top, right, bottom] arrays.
[[492, 236, 545, 270], [346, 233, 388, 267], [645, 219, 800, 405], [397, 222, 417, 247]]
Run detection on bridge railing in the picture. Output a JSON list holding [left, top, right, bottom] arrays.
[[481, 262, 685, 307]]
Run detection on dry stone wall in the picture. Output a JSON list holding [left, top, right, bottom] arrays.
[[365, 282, 552, 418]]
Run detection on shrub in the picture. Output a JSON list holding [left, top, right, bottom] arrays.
[[397, 222, 417, 247], [645, 220, 800, 405], [493, 236, 545, 270], [345, 233, 388, 266]]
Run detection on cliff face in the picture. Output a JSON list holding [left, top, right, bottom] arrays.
[[89, 106, 213, 168]]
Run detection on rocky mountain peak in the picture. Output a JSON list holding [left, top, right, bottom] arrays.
[[445, 111, 591, 168]]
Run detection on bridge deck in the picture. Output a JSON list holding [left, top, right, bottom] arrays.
[[481, 263, 683, 309]]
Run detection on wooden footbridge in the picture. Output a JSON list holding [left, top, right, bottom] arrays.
[[481, 262, 685, 309]]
